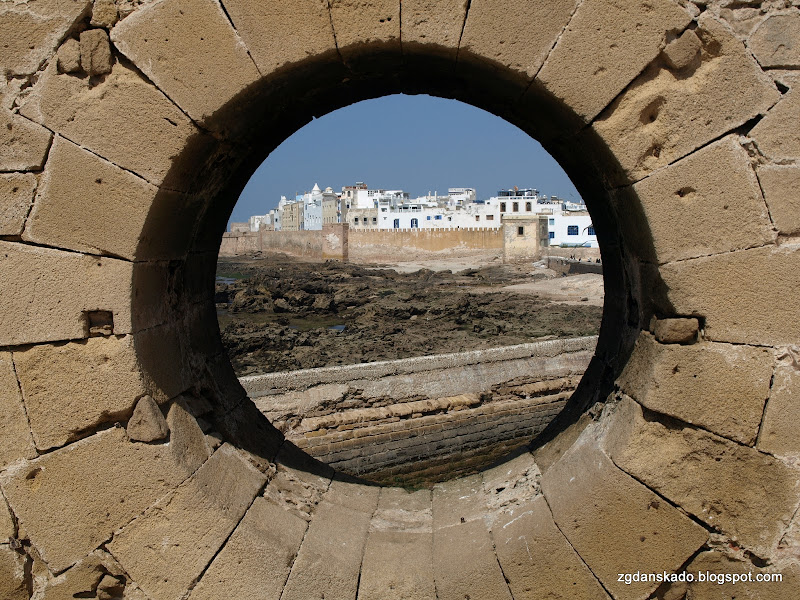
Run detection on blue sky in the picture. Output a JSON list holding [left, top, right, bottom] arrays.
[[229, 94, 582, 226]]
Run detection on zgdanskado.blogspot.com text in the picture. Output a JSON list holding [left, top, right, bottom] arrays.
[[618, 571, 783, 585]]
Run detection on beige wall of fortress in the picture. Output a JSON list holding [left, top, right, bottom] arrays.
[[2, 1, 800, 599]]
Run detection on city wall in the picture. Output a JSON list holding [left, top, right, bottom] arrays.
[[242, 337, 595, 483], [220, 225, 503, 262]]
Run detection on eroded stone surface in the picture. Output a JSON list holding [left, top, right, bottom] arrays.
[[111, 0, 261, 124], [491, 496, 609, 600], [15, 336, 151, 451], [329, 0, 401, 62], [751, 86, 800, 160], [606, 397, 799, 555], [24, 136, 195, 261], [459, 0, 577, 80], [541, 423, 708, 599], [630, 136, 773, 264], [0, 107, 52, 173], [79, 29, 113, 76], [56, 38, 81, 73], [0, 545, 29, 600], [652, 316, 699, 344], [758, 164, 800, 236], [1, 428, 191, 572], [221, 0, 337, 75], [537, 0, 692, 122], [0, 0, 91, 76], [759, 357, 800, 458], [165, 397, 211, 474], [0, 173, 36, 236], [189, 496, 307, 600], [91, 0, 119, 28], [107, 444, 266, 600], [661, 245, 800, 346], [126, 395, 168, 442], [594, 15, 780, 183], [618, 332, 772, 445], [20, 60, 209, 190], [402, 0, 467, 59], [750, 13, 800, 68]]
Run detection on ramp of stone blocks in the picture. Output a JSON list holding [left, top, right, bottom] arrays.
[[2, 0, 800, 599]]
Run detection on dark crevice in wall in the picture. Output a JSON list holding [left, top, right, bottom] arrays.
[[217, 0, 263, 77], [454, 0, 472, 65]]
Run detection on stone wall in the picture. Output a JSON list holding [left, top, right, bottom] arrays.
[[2, 1, 800, 599], [242, 337, 595, 484]]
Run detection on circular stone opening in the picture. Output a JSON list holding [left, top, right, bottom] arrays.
[[215, 94, 606, 486]]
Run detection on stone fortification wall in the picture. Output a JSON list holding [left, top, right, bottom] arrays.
[[2, 1, 800, 599], [348, 227, 503, 261], [242, 338, 595, 484]]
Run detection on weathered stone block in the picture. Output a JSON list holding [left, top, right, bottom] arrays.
[[537, 0, 692, 122], [221, 0, 337, 75], [280, 499, 373, 600], [0, 0, 91, 76], [606, 397, 799, 555], [432, 474, 487, 528], [127, 395, 168, 443], [24, 136, 196, 261], [0, 545, 28, 600], [0, 240, 137, 346], [0, 352, 36, 468], [661, 245, 800, 346], [323, 473, 381, 513], [56, 38, 81, 73], [329, 0, 400, 63], [14, 336, 154, 451], [662, 28, 701, 70], [165, 397, 211, 475], [1, 428, 191, 572], [1, 492, 15, 540], [434, 518, 513, 600], [750, 14, 800, 68], [652, 316, 699, 344], [188, 496, 307, 600], [679, 551, 800, 599], [491, 496, 609, 600], [111, 0, 261, 124], [358, 530, 435, 599], [0, 106, 52, 172], [402, 0, 467, 59], [758, 164, 800, 236], [107, 444, 266, 600], [541, 423, 707, 599], [618, 332, 772, 445], [91, 0, 119, 28], [759, 358, 800, 458], [594, 15, 779, 183], [21, 60, 211, 190], [630, 136, 773, 263], [459, 0, 576, 80], [751, 86, 800, 160], [0, 173, 36, 237], [80, 29, 113, 76]]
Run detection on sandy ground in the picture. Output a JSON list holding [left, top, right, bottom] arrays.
[[502, 273, 605, 306]]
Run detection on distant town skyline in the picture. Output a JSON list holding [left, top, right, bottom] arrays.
[[229, 94, 582, 228]]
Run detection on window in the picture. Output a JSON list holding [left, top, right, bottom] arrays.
[[475, 215, 480, 222], [549, 218, 554, 225], [587, 225, 595, 235], [435, 215, 442, 220], [526, 202, 532, 211], [512, 202, 519, 212], [353, 217, 359, 224], [427, 215, 432, 220], [549, 231, 555, 239], [500, 202, 506, 212], [372, 217, 377, 224], [411, 218, 419, 228], [393, 218, 400, 229], [567, 225, 579, 235], [517, 226, 524, 236], [486, 215, 494, 221]]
